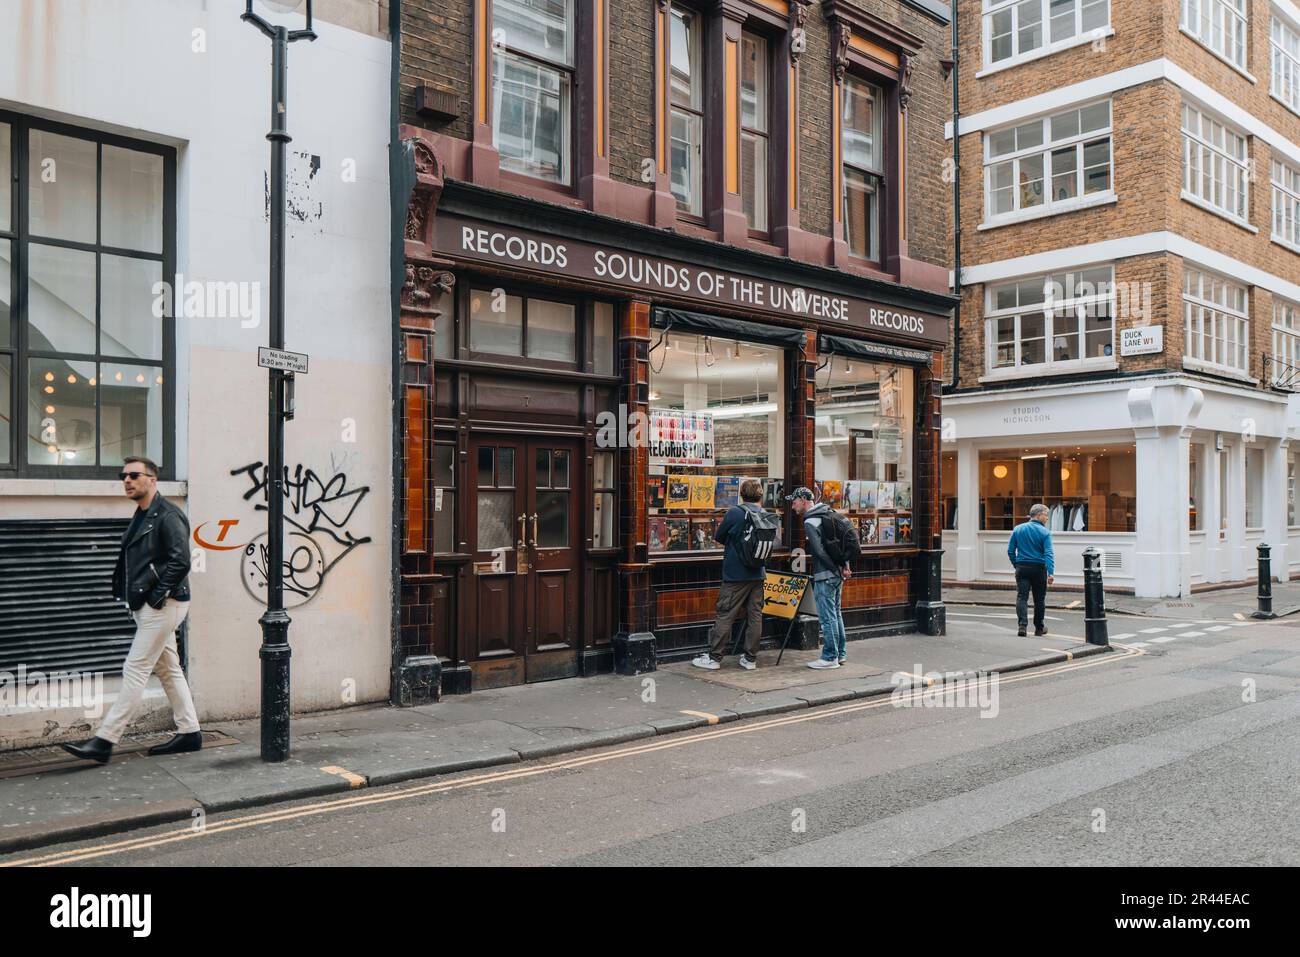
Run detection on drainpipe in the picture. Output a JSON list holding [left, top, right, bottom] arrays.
[[387, 0, 405, 704], [949, 4, 961, 392]]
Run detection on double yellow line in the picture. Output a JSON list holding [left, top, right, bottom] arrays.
[[6, 645, 1142, 867]]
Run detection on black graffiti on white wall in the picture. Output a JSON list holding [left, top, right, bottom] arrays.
[[231, 461, 373, 606]]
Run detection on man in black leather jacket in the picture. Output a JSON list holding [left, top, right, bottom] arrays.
[[63, 456, 203, 764]]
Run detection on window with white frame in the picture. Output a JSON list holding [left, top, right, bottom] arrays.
[[1183, 267, 1249, 374], [1273, 15, 1300, 113], [986, 266, 1115, 373], [1181, 103, 1249, 222], [1273, 298, 1300, 386], [983, 0, 1109, 68], [1273, 158, 1300, 249], [985, 100, 1112, 221], [1181, 0, 1248, 70], [491, 0, 574, 184]]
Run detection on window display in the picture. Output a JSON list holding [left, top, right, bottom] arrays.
[[979, 444, 1136, 532], [814, 354, 914, 546], [646, 330, 784, 554]]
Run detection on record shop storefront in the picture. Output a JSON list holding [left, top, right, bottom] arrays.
[[398, 173, 954, 695]]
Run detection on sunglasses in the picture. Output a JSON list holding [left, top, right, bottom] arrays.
[[119, 471, 155, 481]]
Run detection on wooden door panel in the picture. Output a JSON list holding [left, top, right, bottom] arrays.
[[475, 573, 517, 657], [532, 568, 574, 651]]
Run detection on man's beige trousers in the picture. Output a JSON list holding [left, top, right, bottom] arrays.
[[97, 598, 199, 745]]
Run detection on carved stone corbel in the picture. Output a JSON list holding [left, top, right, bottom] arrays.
[[830, 16, 851, 84], [788, 0, 811, 66]]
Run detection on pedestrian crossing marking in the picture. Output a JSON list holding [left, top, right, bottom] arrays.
[[1229, 620, 1252, 627], [1110, 633, 1135, 640], [679, 709, 720, 725], [1178, 631, 1206, 638], [1149, 635, 1180, 643], [1169, 621, 1198, 628], [1205, 625, 1231, 632], [1139, 627, 1168, 634], [1065, 600, 1081, 609], [1233, 613, 1246, 620], [1126, 641, 1150, 648]]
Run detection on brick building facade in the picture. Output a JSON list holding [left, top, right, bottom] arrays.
[[943, 0, 1300, 597], [393, 0, 957, 693]]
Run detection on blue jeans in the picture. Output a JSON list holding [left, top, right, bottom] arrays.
[[813, 577, 846, 661]]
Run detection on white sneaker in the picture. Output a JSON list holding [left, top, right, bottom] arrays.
[[691, 654, 721, 671], [807, 658, 841, 670], [738, 655, 757, 671], [838, 657, 846, 666]]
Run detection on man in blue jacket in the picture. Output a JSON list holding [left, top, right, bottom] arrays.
[[1007, 503, 1055, 637], [692, 479, 768, 671]]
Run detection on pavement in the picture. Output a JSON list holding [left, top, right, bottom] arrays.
[[0, 615, 1107, 854], [942, 578, 1300, 619]]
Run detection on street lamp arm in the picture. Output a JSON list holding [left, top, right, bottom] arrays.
[[288, 29, 318, 42], [240, 11, 277, 39]]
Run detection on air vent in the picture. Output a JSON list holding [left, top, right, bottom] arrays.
[[0, 520, 135, 676], [1102, 551, 1124, 571]]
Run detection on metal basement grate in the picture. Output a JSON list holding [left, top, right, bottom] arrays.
[[0, 519, 136, 677]]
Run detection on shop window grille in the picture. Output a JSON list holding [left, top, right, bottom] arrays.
[[0, 520, 136, 676]]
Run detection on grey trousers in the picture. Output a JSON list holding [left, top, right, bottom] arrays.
[[707, 579, 765, 660]]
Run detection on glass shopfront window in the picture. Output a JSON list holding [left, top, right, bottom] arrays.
[[646, 329, 784, 554], [814, 355, 915, 546], [942, 451, 957, 530], [1245, 446, 1263, 528], [979, 443, 1136, 532]]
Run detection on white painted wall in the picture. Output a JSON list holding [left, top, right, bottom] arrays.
[[0, 0, 393, 731]]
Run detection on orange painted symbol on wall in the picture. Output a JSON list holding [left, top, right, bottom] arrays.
[[194, 519, 246, 550]]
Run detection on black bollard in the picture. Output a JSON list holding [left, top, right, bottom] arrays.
[[1252, 543, 1276, 619], [1083, 546, 1109, 646]]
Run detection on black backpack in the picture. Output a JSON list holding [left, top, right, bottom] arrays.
[[738, 506, 780, 569], [820, 511, 862, 566]]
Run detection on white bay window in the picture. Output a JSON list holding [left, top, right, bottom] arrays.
[[1273, 15, 1300, 114], [1181, 0, 1248, 72], [1183, 267, 1249, 376], [986, 266, 1115, 375], [1181, 103, 1249, 224], [983, 0, 1109, 69], [1272, 159, 1300, 251]]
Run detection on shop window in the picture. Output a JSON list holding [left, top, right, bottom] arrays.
[[984, 0, 1109, 69], [1, 115, 173, 476], [1273, 16, 1300, 115], [1271, 159, 1300, 253], [984, 100, 1112, 223], [467, 288, 577, 366], [1288, 451, 1298, 527], [669, 7, 704, 218], [1183, 267, 1249, 375], [593, 449, 616, 548], [1244, 446, 1263, 528], [942, 451, 957, 530], [842, 76, 884, 263], [740, 31, 769, 233], [1181, 0, 1248, 72], [1189, 442, 1202, 530], [1181, 103, 1249, 225], [433, 443, 457, 554], [491, 0, 574, 184], [592, 301, 616, 375], [815, 355, 915, 546], [985, 266, 1114, 374], [979, 444, 1135, 532], [646, 330, 784, 554]]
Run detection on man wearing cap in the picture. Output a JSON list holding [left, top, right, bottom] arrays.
[[1008, 502, 1055, 637], [787, 487, 851, 669]]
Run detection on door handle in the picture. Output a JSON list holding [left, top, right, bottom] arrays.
[[517, 513, 527, 549], [530, 513, 539, 547]]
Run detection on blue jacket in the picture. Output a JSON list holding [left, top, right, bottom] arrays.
[[1008, 520, 1054, 576], [715, 503, 766, 582]]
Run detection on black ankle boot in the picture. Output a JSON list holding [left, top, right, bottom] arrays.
[[61, 736, 114, 764], [148, 731, 203, 756]]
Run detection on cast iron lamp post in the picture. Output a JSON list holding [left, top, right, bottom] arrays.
[[241, 0, 316, 762]]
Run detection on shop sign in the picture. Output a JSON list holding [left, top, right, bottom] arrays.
[[762, 572, 811, 620], [1120, 325, 1163, 356], [435, 215, 948, 347], [649, 409, 715, 467]]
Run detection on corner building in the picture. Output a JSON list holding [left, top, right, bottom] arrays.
[[397, 0, 956, 691], [945, 0, 1300, 597]]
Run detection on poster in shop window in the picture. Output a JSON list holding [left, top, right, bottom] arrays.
[[649, 409, 716, 468], [874, 417, 904, 465]]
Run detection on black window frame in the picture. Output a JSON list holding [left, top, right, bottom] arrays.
[[0, 109, 176, 480]]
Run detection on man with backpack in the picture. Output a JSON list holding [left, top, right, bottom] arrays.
[[692, 479, 779, 671], [787, 486, 857, 669]]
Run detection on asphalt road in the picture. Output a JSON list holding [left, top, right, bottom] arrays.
[[6, 605, 1299, 867]]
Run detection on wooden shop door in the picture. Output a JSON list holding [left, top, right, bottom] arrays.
[[467, 436, 581, 687]]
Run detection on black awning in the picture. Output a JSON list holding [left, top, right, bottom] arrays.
[[818, 333, 932, 366], [651, 307, 807, 348]]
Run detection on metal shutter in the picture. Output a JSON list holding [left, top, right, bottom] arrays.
[[0, 519, 136, 676]]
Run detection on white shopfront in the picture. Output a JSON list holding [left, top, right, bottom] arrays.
[[942, 376, 1300, 597]]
